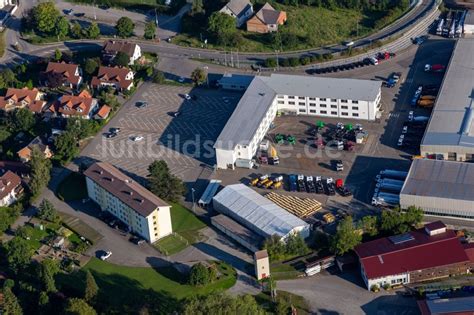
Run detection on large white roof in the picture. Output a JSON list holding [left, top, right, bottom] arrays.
[[212, 184, 309, 238]]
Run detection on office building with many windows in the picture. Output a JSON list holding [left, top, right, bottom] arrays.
[[84, 162, 172, 243]]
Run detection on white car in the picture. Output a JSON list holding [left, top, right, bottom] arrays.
[[402, 126, 408, 134], [408, 111, 414, 121], [100, 251, 112, 261], [178, 77, 185, 83], [397, 138, 404, 146], [131, 136, 144, 142], [184, 94, 191, 100], [343, 40, 354, 47]]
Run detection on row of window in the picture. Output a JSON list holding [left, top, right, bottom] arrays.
[[281, 100, 360, 110], [281, 95, 359, 104], [298, 109, 359, 117]]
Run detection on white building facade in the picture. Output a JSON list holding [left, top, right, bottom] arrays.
[[214, 74, 382, 169], [84, 163, 172, 243]]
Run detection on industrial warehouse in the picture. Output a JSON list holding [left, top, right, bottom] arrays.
[[400, 159, 474, 219], [420, 38, 474, 161], [214, 73, 382, 169], [212, 184, 310, 248]]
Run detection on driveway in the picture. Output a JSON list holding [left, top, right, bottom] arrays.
[[277, 271, 419, 314]]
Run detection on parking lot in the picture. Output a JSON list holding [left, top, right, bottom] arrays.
[[214, 38, 455, 223], [80, 83, 240, 184]]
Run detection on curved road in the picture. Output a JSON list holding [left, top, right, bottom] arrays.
[[1, 0, 435, 67]]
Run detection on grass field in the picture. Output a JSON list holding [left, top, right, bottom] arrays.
[[0, 31, 6, 58], [58, 258, 237, 313], [154, 203, 207, 255], [56, 172, 88, 201], [175, 3, 405, 52]]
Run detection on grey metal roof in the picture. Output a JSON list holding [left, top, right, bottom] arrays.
[[400, 159, 474, 201], [214, 77, 276, 150], [422, 38, 474, 149], [218, 73, 254, 88], [224, 0, 252, 17], [214, 74, 380, 150], [212, 184, 310, 238], [426, 296, 474, 314], [262, 74, 381, 102]]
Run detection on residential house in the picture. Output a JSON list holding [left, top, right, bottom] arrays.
[[102, 40, 142, 65], [0, 170, 22, 207], [84, 162, 173, 243], [220, 0, 254, 27], [48, 90, 98, 119], [354, 221, 473, 290], [246, 3, 287, 33], [95, 105, 111, 120], [17, 137, 53, 163], [91, 66, 134, 91], [0, 87, 46, 113], [41, 62, 83, 89]]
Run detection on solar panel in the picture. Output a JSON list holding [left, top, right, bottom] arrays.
[[389, 233, 415, 245]]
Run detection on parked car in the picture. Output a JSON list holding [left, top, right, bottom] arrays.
[[64, 9, 74, 15], [131, 136, 144, 142], [173, 111, 181, 117], [100, 251, 112, 261], [136, 101, 148, 108], [130, 236, 145, 245], [408, 111, 414, 121], [105, 133, 117, 139], [184, 94, 191, 100], [178, 77, 185, 83], [110, 128, 121, 133]]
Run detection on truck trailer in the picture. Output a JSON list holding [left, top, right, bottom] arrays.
[[376, 170, 408, 181]]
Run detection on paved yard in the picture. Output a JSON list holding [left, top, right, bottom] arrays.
[[80, 83, 240, 184], [277, 271, 419, 315]]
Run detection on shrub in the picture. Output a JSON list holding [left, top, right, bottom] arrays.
[[280, 58, 290, 67], [383, 283, 391, 290], [264, 58, 277, 68], [288, 57, 300, 67], [300, 56, 310, 65], [371, 284, 380, 292]]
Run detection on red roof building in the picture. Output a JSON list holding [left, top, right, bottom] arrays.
[[95, 105, 111, 120], [0, 170, 22, 207], [354, 221, 472, 290], [91, 66, 134, 91], [48, 90, 98, 119], [0, 87, 46, 113], [42, 62, 83, 88]]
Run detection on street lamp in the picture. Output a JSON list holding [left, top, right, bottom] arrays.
[[191, 188, 196, 212]]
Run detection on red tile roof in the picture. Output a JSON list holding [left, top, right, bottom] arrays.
[[84, 162, 169, 218], [0, 170, 21, 201], [91, 66, 133, 90], [0, 88, 46, 113], [464, 243, 474, 263], [103, 40, 138, 57], [45, 62, 82, 86], [49, 90, 96, 117], [96, 105, 111, 119], [355, 227, 470, 279]]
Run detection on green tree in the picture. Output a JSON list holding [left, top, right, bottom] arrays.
[[55, 16, 69, 39], [359, 215, 378, 237], [6, 237, 33, 273], [2, 287, 23, 315], [86, 22, 101, 39], [148, 160, 186, 202], [0, 68, 17, 89], [190, 67, 206, 85], [37, 199, 59, 223], [54, 49, 62, 62], [28, 147, 52, 199], [183, 293, 264, 315], [84, 59, 99, 76], [115, 17, 134, 38], [54, 130, 79, 164], [144, 21, 156, 40], [32, 2, 60, 34], [207, 12, 235, 44], [64, 298, 96, 315], [403, 206, 423, 227], [285, 233, 309, 256], [263, 235, 285, 260], [0, 206, 21, 234], [11, 108, 35, 133], [188, 263, 210, 286], [151, 70, 165, 84], [113, 51, 130, 67], [39, 259, 60, 293], [331, 216, 362, 255], [191, 0, 204, 14], [71, 21, 82, 39], [84, 271, 99, 303]]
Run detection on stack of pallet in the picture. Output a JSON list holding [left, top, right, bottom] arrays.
[[265, 192, 322, 218]]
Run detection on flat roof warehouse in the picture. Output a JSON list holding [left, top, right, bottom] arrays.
[[421, 38, 474, 151], [214, 74, 381, 151]]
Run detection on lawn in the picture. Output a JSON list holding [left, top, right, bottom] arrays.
[[56, 172, 88, 202], [66, 0, 183, 13], [58, 258, 237, 313], [154, 233, 188, 256], [174, 3, 406, 52], [170, 203, 206, 243]]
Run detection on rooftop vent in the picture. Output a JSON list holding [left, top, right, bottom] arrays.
[[389, 233, 415, 245], [461, 107, 474, 136]]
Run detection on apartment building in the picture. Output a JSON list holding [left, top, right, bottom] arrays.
[[214, 73, 381, 169], [84, 162, 172, 243]]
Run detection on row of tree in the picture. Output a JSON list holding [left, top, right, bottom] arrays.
[[264, 233, 309, 261], [330, 206, 424, 255]]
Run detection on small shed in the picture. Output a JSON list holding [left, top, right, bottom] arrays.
[[198, 179, 222, 208], [254, 250, 270, 280], [52, 236, 65, 249]]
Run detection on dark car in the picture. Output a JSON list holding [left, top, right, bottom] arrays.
[[109, 127, 121, 134], [130, 236, 145, 245], [105, 133, 117, 139], [136, 101, 148, 108], [74, 12, 85, 17]]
